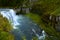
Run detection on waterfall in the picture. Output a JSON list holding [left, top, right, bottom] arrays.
[[0, 9, 46, 40], [0, 9, 19, 29]]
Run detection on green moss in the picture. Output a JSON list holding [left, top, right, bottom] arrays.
[[25, 13, 60, 40], [0, 31, 14, 40], [25, 13, 41, 25], [0, 14, 14, 40]]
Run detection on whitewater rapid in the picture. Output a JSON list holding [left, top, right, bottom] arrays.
[[0, 9, 20, 29], [0, 9, 46, 40]]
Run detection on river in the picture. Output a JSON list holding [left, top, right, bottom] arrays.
[[0, 9, 46, 40]]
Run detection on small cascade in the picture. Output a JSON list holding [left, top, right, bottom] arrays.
[[0, 9, 46, 40], [32, 29, 46, 40], [0, 9, 19, 29]]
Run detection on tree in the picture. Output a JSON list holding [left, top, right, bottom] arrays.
[[0, 0, 28, 8], [31, 0, 60, 15]]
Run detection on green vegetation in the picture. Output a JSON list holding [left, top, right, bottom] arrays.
[[0, 0, 60, 40], [0, 0, 29, 8], [32, 36, 38, 40], [0, 14, 14, 40], [25, 0, 60, 40]]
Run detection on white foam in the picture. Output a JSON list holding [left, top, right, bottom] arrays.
[[0, 9, 20, 29]]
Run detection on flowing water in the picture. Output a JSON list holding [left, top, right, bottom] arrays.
[[0, 9, 46, 40]]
